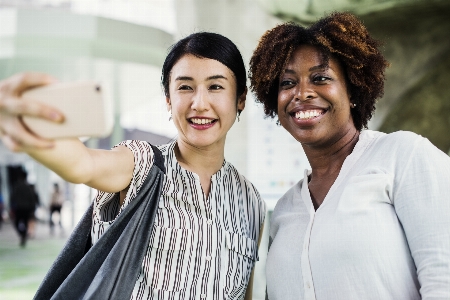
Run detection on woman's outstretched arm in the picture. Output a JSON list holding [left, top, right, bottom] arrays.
[[0, 72, 134, 193]]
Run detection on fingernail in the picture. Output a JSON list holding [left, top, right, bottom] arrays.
[[50, 112, 63, 122]]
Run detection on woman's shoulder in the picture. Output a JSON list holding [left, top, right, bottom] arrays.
[[273, 179, 303, 214], [226, 163, 265, 206], [115, 139, 154, 155], [114, 140, 173, 164], [227, 163, 257, 189], [368, 130, 423, 144], [362, 130, 449, 172], [363, 130, 427, 153]]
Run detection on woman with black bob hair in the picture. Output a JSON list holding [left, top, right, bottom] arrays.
[[250, 12, 450, 299], [0, 32, 265, 300], [162, 32, 247, 101]]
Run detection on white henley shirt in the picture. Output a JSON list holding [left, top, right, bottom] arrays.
[[266, 130, 450, 300]]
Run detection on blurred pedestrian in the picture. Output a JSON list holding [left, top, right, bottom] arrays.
[[27, 183, 40, 238], [10, 169, 36, 247], [0, 192, 4, 230], [49, 183, 63, 233]]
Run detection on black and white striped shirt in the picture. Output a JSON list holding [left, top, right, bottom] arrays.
[[91, 140, 266, 300]]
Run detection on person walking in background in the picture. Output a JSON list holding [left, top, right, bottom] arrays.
[[49, 182, 63, 233], [9, 169, 37, 247], [27, 183, 40, 238], [0, 191, 4, 230]]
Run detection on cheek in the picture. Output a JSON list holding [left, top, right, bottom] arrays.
[[170, 104, 188, 121], [277, 93, 290, 115], [216, 94, 238, 115]]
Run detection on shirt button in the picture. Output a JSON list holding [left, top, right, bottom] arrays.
[[201, 294, 206, 298], [205, 256, 212, 261], [206, 219, 213, 225], [306, 282, 310, 289]]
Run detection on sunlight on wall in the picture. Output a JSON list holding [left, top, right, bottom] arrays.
[[32, 0, 177, 33], [119, 62, 178, 138]]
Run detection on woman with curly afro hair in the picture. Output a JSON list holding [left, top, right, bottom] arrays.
[[250, 12, 450, 299]]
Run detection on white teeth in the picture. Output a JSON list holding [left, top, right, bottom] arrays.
[[191, 118, 213, 125], [295, 110, 322, 120]]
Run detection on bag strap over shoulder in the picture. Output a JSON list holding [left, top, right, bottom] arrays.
[[34, 143, 165, 300], [150, 144, 165, 173]]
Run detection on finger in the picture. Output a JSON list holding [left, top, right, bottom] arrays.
[[3, 118, 54, 149], [1, 96, 64, 122], [1, 134, 23, 153], [0, 72, 57, 96]]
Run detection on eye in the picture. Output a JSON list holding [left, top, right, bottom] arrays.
[[209, 84, 223, 90], [280, 79, 296, 88], [312, 75, 331, 84], [178, 84, 192, 91]]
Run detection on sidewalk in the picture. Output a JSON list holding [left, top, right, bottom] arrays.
[[0, 219, 69, 300]]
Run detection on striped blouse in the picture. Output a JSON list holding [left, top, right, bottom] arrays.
[[91, 140, 266, 300]]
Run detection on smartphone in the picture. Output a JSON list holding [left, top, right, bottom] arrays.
[[21, 81, 114, 139]]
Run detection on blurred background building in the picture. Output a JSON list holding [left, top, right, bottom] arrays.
[[0, 0, 449, 299]]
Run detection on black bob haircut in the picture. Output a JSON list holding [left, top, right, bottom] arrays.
[[161, 32, 247, 99]]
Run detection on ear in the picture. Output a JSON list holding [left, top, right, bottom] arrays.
[[237, 87, 247, 112], [166, 96, 171, 112]]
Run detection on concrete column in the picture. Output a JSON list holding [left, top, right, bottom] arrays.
[[34, 162, 51, 208], [110, 63, 124, 147]]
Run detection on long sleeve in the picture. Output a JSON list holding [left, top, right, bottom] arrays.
[[393, 136, 450, 299]]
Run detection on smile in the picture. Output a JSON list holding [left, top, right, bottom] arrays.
[[293, 109, 325, 120], [189, 118, 217, 125]]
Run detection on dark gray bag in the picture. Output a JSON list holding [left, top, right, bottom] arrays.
[[34, 144, 165, 300]]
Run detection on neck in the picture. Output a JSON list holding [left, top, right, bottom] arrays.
[[304, 128, 360, 179], [174, 138, 225, 177]]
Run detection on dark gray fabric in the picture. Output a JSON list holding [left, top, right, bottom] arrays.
[[34, 144, 165, 300]]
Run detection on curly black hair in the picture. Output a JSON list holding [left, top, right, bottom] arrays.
[[249, 12, 389, 131]]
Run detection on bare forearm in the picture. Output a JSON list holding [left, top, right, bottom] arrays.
[[27, 141, 134, 193], [27, 138, 94, 184]]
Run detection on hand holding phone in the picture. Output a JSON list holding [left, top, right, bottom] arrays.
[[21, 81, 113, 139]]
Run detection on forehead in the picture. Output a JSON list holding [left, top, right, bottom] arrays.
[[170, 54, 234, 79], [286, 45, 341, 72]]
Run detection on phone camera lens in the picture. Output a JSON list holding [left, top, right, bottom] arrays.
[[95, 85, 101, 92]]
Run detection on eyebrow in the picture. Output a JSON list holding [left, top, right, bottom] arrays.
[[174, 75, 228, 81], [207, 75, 228, 81], [309, 64, 328, 71], [284, 64, 329, 74]]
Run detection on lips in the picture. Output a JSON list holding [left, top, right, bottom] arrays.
[[190, 118, 216, 125], [188, 117, 217, 130], [288, 106, 327, 125], [292, 109, 325, 120]]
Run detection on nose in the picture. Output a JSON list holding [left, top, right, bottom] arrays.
[[191, 87, 209, 111], [295, 81, 316, 101]]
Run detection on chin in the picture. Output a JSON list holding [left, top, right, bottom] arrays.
[[185, 136, 220, 148]]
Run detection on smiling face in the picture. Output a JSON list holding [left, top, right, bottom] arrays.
[[277, 45, 356, 148], [167, 54, 246, 150]]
